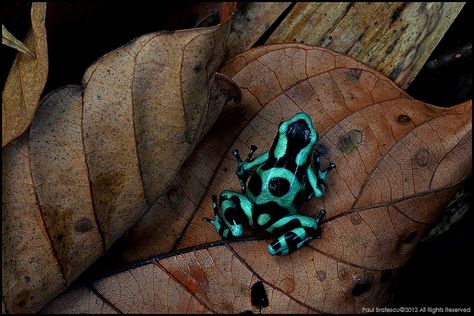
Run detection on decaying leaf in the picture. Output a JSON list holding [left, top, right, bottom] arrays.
[[2, 3, 237, 313], [2, 2, 48, 148], [265, 2, 465, 89], [224, 2, 292, 60], [59, 44, 472, 313]]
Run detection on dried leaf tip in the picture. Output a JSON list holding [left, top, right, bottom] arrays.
[[2, 24, 35, 57]]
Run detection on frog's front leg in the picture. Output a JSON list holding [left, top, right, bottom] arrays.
[[266, 211, 326, 256], [232, 146, 269, 193], [204, 190, 254, 238], [307, 150, 336, 199]]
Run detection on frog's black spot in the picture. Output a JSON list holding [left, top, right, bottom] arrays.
[[381, 270, 392, 283], [251, 281, 269, 308], [270, 239, 281, 250], [268, 177, 290, 197], [352, 280, 372, 297], [284, 231, 301, 252], [224, 207, 245, 226], [248, 174, 262, 196], [286, 120, 311, 145], [271, 218, 301, 236]]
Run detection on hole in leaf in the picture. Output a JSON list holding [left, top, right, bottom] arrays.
[[397, 114, 411, 123], [251, 280, 269, 308]]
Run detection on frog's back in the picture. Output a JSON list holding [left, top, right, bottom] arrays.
[[247, 165, 307, 213]]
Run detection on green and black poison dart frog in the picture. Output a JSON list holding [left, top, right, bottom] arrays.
[[204, 112, 336, 255]]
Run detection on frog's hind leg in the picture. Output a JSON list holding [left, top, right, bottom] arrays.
[[203, 195, 232, 238], [267, 211, 326, 256], [205, 190, 254, 238]]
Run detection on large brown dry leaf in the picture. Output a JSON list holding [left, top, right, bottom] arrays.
[[2, 2, 48, 148], [2, 3, 237, 313], [44, 44, 471, 313]]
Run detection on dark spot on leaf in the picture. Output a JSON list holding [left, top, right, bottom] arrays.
[[390, 3, 407, 24], [24, 275, 31, 283], [346, 68, 362, 81], [74, 217, 93, 233], [317, 270, 327, 281], [402, 231, 417, 244], [251, 280, 269, 308], [13, 290, 30, 311], [413, 148, 431, 167], [338, 129, 363, 154], [193, 64, 202, 73], [381, 270, 392, 283], [352, 280, 372, 297], [386, 42, 396, 54], [397, 114, 411, 124], [349, 213, 362, 225]]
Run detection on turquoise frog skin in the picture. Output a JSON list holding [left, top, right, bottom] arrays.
[[204, 112, 336, 255]]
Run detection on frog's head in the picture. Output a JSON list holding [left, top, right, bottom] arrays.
[[274, 112, 317, 163]]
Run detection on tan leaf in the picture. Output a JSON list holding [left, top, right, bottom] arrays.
[[1, 3, 237, 313], [2, 2, 48, 148], [68, 44, 473, 313]]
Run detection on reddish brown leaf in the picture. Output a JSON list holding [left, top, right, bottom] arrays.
[[1, 3, 237, 313]]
